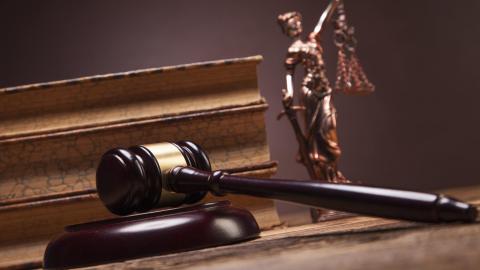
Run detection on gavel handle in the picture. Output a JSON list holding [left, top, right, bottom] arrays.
[[167, 166, 477, 223]]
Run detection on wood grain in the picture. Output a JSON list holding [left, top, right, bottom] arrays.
[[88, 220, 480, 270], [85, 186, 480, 270]]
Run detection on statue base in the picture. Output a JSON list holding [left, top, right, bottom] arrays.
[[311, 208, 355, 223]]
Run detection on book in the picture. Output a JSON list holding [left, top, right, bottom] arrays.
[[0, 56, 280, 269]]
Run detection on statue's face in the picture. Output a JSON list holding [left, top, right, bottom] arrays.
[[285, 16, 303, 38]]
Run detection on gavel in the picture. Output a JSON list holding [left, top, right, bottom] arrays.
[[96, 141, 477, 223]]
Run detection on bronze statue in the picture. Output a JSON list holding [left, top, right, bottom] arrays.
[[277, 0, 374, 219]]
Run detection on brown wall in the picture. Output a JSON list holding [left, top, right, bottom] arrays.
[[1, 0, 479, 190]]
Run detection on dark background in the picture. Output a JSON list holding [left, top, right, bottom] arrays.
[[1, 0, 479, 191]]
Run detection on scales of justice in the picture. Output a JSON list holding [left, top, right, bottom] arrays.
[[42, 1, 476, 268]]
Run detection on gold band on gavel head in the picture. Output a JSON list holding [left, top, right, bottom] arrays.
[[142, 142, 188, 207]]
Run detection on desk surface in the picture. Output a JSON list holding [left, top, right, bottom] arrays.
[[84, 186, 480, 270]]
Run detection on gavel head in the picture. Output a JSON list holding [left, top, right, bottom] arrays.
[[96, 141, 211, 215]]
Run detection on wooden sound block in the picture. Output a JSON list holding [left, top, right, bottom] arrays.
[[43, 201, 260, 269]]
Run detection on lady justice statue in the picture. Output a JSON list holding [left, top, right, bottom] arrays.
[[277, 0, 374, 220]]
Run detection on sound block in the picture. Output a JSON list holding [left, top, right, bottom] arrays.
[[43, 201, 260, 269]]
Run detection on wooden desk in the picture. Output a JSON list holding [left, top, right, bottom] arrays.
[[83, 186, 480, 270]]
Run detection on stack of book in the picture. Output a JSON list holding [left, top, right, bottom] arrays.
[[0, 55, 280, 268]]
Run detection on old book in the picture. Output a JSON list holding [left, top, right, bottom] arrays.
[[0, 56, 280, 269], [0, 56, 264, 140]]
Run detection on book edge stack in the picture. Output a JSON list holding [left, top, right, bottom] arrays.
[[0, 55, 280, 269]]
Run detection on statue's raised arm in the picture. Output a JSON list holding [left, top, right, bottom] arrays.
[[311, 0, 341, 41]]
